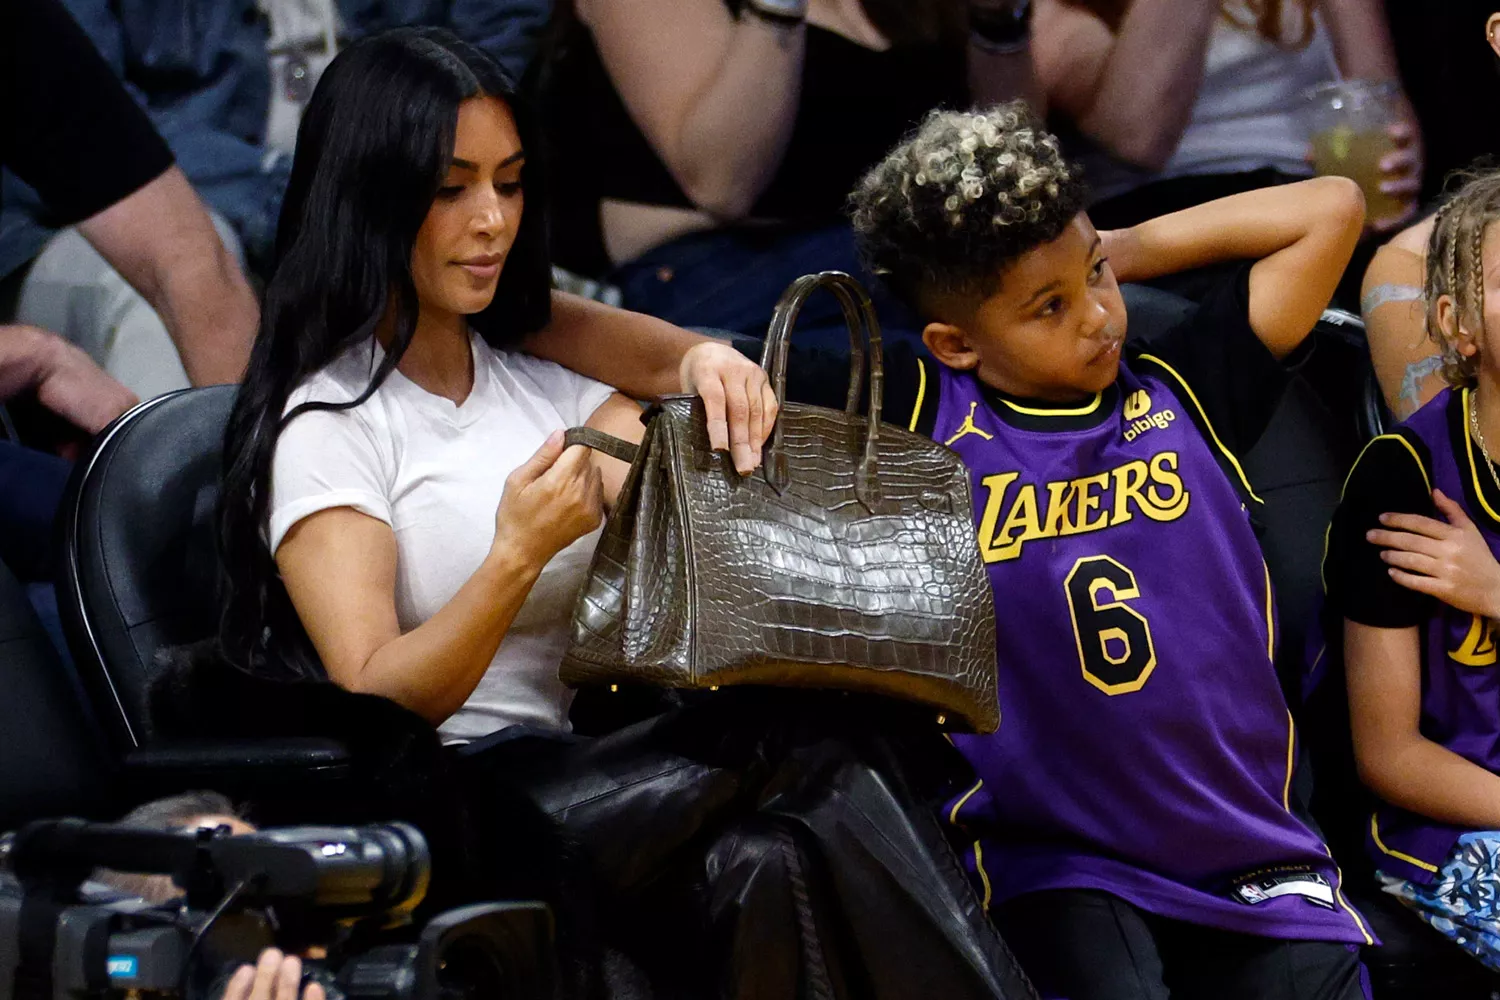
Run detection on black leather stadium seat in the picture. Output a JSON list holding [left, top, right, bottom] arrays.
[[55, 387, 351, 798]]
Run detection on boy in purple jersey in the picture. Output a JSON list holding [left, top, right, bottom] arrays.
[[801, 102, 1373, 1000], [1326, 168, 1500, 972]]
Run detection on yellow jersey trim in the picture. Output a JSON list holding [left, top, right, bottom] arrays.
[[948, 780, 994, 912], [998, 392, 1103, 417], [1328, 855, 1376, 946], [1370, 813, 1440, 874], [1462, 388, 1500, 522], [1135, 353, 1263, 503], [1282, 711, 1296, 813], [909, 358, 928, 433], [949, 779, 983, 826], [973, 841, 994, 912], [1341, 433, 1432, 499], [1263, 561, 1275, 660], [1320, 521, 1332, 594]]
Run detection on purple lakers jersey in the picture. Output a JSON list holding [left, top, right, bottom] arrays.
[[938, 354, 1373, 945], [1363, 387, 1500, 884]]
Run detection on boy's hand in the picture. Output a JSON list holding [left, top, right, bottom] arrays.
[[1369, 489, 1500, 619]]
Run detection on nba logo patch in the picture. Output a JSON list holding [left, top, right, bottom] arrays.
[[1230, 869, 1335, 909], [1236, 883, 1270, 904], [1123, 390, 1151, 420]]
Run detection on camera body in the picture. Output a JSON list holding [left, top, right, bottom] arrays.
[[0, 820, 553, 1000]]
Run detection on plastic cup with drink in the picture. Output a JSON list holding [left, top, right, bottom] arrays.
[[1303, 79, 1408, 229]]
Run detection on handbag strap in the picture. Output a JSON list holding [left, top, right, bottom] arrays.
[[562, 426, 640, 464], [760, 271, 885, 509]]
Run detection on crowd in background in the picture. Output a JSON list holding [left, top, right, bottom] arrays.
[[8, 2, 1500, 999]]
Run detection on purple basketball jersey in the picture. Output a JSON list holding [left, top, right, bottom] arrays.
[[938, 356, 1373, 945], [1365, 387, 1500, 884]]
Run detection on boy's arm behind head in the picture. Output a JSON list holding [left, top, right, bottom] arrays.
[[1106, 177, 1367, 358]]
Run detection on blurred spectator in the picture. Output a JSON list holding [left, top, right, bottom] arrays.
[[0, 0, 551, 400], [1034, 0, 1421, 237], [1361, 15, 1500, 421], [1, 0, 259, 402], [90, 791, 254, 904], [540, 0, 1039, 348], [1385, 0, 1500, 201], [0, 0, 260, 651]]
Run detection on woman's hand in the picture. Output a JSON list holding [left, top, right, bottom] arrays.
[[1368, 488, 1500, 619], [492, 430, 604, 568], [1372, 105, 1424, 235], [679, 340, 779, 474]]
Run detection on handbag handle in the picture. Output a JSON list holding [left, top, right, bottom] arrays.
[[563, 426, 639, 464], [760, 271, 884, 509]]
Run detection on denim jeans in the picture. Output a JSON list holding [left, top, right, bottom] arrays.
[[0, 440, 72, 659], [613, 223, 927, 355]]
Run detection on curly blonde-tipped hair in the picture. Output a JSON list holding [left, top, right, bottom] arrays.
[[1425, 168, 1500, 387], [850, 101, 1087, 311]]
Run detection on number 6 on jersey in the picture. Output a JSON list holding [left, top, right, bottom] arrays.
[[1064, 555, 1157, 695]]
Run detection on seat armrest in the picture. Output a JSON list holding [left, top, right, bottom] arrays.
[[123, 738, 353, 799]]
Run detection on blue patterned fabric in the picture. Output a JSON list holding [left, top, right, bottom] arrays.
[[1380, 831, 1500, 972]]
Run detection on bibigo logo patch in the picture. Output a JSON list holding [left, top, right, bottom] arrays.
[[1122, 390, 1176, 442]]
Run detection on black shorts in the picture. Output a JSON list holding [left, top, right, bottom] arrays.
[[994, 888, 1370, 1000]]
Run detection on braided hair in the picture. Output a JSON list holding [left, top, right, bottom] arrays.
[[1425, 169, 1500, 387], [850, 101, 1088, 313]]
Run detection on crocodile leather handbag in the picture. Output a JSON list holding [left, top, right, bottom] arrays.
[[559, 272, 1000, 733]]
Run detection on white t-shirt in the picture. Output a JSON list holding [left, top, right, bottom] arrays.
[[267, 332, 617, 741], [1080, 8, 1335, 202]]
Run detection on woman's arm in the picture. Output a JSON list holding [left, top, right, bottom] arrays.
[[274, 432, 603, 725], [1031, 0, 1219, 170], [524, 291, 778, 473], [1363, 216, 1438, 419], [584, 392, 646, 505], [1319, 0, 1399, 82], [1103, 176, 1366, 357], [1320, 0, 1423, 233], [1346, 619, 1500, 829], [577, 0, 805, 220], [524, 292, 701, 400]]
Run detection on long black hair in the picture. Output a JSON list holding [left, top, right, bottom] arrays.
[[218, 27, 553, 680]]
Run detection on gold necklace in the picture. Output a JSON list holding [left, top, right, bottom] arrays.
[[1469, 389, 1500, 499]]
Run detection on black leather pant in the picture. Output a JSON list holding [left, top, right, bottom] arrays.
[[468, 692, 1037, 1000]]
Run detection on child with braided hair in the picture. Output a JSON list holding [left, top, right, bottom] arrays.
[[1324, 167, 1500, 972], [778, 101, 1375, 999]]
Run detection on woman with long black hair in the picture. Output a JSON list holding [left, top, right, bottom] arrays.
[[218, 27, 773, 733]]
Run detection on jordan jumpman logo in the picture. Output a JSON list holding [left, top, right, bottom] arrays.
[[944, 402, 995, 446]]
